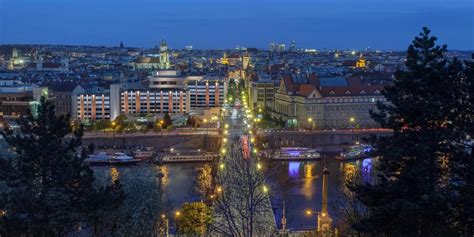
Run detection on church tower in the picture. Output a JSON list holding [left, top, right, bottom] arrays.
[[242, 52, 251, 70], [356, 53, 367, 68], [159, 40, 170, 69]]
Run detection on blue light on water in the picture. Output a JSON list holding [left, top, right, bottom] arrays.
[[362, 158, 372, 182], [289, 162, 301, 178], [362, 158, 372, 172]]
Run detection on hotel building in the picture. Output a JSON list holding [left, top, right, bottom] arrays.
[[76, 70, 225, 121]]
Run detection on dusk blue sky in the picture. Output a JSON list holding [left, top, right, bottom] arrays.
[[1, 0, 473, 50]]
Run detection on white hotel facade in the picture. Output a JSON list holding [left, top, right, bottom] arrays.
[[76, 70, 225, 121]]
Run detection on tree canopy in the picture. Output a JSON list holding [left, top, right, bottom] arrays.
[[0, 98, 124, 236], [351, 27, 473, 236]]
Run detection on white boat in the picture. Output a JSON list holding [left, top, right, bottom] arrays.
[[86, 152, 109, 162], [133, 149, 155, 160], [272, 147, 321, 161], [159, 150, 217, 163]]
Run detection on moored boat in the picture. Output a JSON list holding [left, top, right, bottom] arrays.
[[336, 144, 373, 161], [85, 152, 141, 165], [133, 148, 155, 161], [271, 147, 321, 161], [157, 149, 218, 163]]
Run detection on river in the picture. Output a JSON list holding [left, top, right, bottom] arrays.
[[92, 155, 375, 231]]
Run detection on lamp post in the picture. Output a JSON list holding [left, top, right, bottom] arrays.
[[174, 211, 181, 236], [349, 117, 355, 142], [161, 214, 169, 237], [111, 121, 116, 147], [307, 117, 314, 131], [160, 120, 164, 136], [203, 118, 208, 135]]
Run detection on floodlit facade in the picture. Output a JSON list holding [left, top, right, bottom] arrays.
[[75, 70, 225, 121], [273, 73, 387, 129]]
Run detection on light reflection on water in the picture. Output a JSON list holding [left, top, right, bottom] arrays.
[[95, 157, 376, 230]]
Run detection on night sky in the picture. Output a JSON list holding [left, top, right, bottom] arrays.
[[0, 0, 472, 50]]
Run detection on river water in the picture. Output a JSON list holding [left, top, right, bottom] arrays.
[[92, 155, 375, 231]]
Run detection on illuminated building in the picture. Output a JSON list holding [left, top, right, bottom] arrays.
[[7, 48, 27, 70], [76, 70, 225, 121], [278, 44, 286, 52], [242, 52, 251, 70], [76, 93, 111, 121], [269, 41, 277, 52], [273, 73, 387, 129], [220, 53, 229, 65], [133, 57, 161, 70], [289, 40, 296, 52], [250, 80, 276, 110], [0, 81, 50, 118], [159, 40, 171, 70], [356, 54, 367, 68]]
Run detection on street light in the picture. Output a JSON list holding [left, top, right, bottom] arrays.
[[349, 117, 356, 142], [111, 121, 117, 147], [161, 214, 169, 237], [159, 120, 164, 136], [307, 117, 314, 131]]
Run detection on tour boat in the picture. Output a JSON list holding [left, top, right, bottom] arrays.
[[272, 147, 321, 161], [336, 144, 373, 161], [85, 152, 141, 165], [133, 148, 155, 161], [158, 150, 218, 163]]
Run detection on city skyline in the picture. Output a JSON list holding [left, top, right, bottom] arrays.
[[1, 0, 473, 50]]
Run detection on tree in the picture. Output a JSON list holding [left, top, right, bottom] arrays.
[[162, 113, 172, 129], [176, 202, 213, 235], [210, 138, 275, 236], [0, 97, 124, 236], [113, 114, 128, 134], [187, 116, 198, 128], [351, 28, 473, 236], [92, 119, 110, 132]]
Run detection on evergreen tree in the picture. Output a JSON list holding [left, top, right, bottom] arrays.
[[0, 98, 124, 236], [351, 28, 473, 236]]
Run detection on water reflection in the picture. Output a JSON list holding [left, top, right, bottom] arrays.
[[288, 162, 300, 178], [361, 158, 372, 183], [303, 163, 316, 200], [109, 167, 120, 183], [93, 157, 377, 231]]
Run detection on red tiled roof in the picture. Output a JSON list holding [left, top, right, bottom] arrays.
[[297, 84, 315, 97], [308, 73, 320, 88]]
